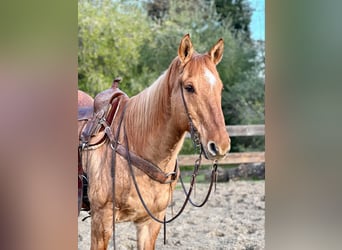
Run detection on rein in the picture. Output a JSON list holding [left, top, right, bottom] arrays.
[[179, 161, 218, 207], [109, 102, 126, 250], [122, 122, 199, 224], [121, 121, 219, 244]]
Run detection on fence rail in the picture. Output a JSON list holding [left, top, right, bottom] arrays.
[[185, 124, 265, 138], [226, 124, 265, 137], [180, 124, 265, 166]]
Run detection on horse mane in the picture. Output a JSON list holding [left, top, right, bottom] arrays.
[[124, 57, 181, 152]]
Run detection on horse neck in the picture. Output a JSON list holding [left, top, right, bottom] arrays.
[[123, 71, 186, 170]]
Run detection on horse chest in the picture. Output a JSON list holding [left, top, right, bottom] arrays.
[[115, 183, 172, 222]]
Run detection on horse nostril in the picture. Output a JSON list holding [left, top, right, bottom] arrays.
[[208, 141, 218, 156]]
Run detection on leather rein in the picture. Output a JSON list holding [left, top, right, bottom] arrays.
[[105, 83, 219, 248]]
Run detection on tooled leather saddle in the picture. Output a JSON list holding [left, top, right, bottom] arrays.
[[78, 77, 128, 147]]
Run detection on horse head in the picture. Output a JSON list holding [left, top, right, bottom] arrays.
[[170, 34, 231, 160]]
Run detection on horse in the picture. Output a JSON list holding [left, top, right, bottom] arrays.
[[78, 34, 231, 250]]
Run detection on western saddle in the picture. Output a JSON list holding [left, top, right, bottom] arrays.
[[78, 77, 128, 148]]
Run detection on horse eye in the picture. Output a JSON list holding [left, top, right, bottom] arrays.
[[184, 84, 195, 93]]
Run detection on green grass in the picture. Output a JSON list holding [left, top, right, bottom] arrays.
[[180, 163, 239, 171], [180, 174, 206, 183]]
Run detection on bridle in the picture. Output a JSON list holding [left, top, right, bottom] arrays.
[[103, 80, 219, 249], [179, 84, 219, 206], [179, 84, 202, 151]]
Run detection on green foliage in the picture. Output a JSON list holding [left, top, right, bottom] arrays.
[[221, 42, 264, 124], [140, 0, 238, 81], [78, 0, 152, 96], [221, 39, 265, 152], [179, 138, 201, 155], [145, 0, 169, 23], [214, 0, 253, 42], [145, 0, 253, 43]]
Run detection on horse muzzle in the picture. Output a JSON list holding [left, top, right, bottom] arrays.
[[203, 139, 231, 160]]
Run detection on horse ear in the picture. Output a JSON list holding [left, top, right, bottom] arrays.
[[178, 34, 194, 65], [208, 38, 224, 65]]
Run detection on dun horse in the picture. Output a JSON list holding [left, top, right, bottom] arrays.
[[78, 34, 230, 250]]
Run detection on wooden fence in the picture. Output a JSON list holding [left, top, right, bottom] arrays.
[[179, 124, 265, 166]]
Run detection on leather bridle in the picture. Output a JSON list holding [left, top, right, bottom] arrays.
[[179, 84, 203, 151]]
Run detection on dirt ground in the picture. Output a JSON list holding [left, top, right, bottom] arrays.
[[78, 180, 265, 250]]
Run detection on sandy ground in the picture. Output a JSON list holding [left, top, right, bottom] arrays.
[[78, 180, 265, 250]]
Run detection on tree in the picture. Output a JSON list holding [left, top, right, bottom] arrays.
[[213, 0, 253, 42], [78, 0, 152, 96], [145, 0, 253, 43], [145, 0, 169, 24], [140, 0, 233, 75]]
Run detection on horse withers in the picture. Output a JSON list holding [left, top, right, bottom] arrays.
[[78, 34, 230, 250]]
